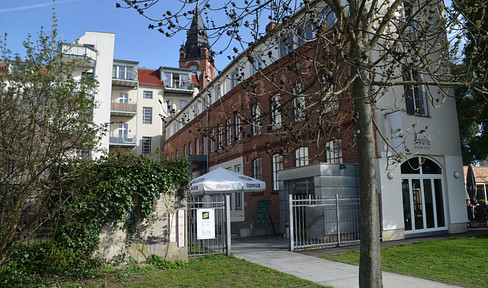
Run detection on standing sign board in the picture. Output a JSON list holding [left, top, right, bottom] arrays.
[[197, 208, 215, 240], [253, 200, 275, 236]]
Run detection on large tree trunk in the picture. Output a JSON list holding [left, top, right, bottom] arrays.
[[353, 55, 383, 287]]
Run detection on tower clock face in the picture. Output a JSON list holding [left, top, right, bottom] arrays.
[[190, 65, 198, 72]]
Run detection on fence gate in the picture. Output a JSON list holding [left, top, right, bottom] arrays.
[[289, 194, 360, 251], [187, 194, 231, 256]]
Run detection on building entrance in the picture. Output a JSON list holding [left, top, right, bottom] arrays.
[[401, 157, 446, 233]]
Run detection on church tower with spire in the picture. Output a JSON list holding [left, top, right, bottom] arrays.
[[179, 5, 215, 89]]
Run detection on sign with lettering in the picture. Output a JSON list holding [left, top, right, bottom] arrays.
[[197, 208, 215, 240], [254, 200, 271, 228]]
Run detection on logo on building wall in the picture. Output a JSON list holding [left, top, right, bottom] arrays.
[[414, 133, 431, 150]]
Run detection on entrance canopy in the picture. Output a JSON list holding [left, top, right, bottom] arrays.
[[190, 167, 266, 195]]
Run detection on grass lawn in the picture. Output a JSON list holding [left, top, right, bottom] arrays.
[[319, 235, 488, 288], [49, 255, 326, 288]]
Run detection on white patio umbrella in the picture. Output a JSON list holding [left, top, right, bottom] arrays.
[[190, 167, 266, 195]]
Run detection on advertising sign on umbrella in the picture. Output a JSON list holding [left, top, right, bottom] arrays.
[[190, 167, 266, 195]]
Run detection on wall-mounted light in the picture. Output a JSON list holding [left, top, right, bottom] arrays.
[[453, 171, 460, 179], [387, 171, 394, 179]]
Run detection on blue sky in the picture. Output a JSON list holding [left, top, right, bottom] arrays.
[[0, 0, 215, 70]]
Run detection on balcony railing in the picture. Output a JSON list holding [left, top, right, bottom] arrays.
[[109, 135, 136, 145], [62, 44, 97, 62], [111, 102, 137, 113]]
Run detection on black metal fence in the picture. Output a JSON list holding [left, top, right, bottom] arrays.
[[187, 195, 231, 256]]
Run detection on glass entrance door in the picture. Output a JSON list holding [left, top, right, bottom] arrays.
[[401, 157, 446, 233]]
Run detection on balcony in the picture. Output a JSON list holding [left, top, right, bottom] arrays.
[[112, 64, 138, 87], [109, 135, 136, 146], [62, 44, 96, 67], [111, 102, 137, 117]]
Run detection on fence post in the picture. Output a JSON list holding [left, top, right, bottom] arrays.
[[289, 194, 294, 252], [336, 194, 341, 246], [225, 194, 231, 256]]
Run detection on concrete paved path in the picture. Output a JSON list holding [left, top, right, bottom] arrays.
[[231, 236, 461, 288]]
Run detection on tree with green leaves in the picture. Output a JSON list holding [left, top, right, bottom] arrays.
[[453, 0, 488, 164], [0, 26, 104, 267], [120, 0, 487, 287]]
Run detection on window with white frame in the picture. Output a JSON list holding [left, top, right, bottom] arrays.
[[280, 32, 294, 58], [295, 147, 309, 167], [210, 130, 215, 152], [230, 69, 239, 89], [226, 119, 232, 145], [272, 154, 284, 191], [326, 139, 343, 163], [179, 100, 187, 110], [253, 158, 263, 180], [184, 144, 187, 156], [216, 84, 222, 99], [189, 141, 192, 155], [143, 90, 153, 99], [193, 104, 199, 117], [142, 137, 151, 154], [143, 107, 152, 124], [119, 93, 128, 103], [252, 104, 261, 136], [166, 100, 174, 113], [118, 124, 128, 140], [293, 85, 306, 122], [235, 115, 241, 141], [297, 21, 314, 46], [251, 54, 264, 75], [113, 65, 135, 80], [404, 70, 428, 117], [195, 138, 199, 154], [271, 95, 282, 130], [218, 125, 223, 149]]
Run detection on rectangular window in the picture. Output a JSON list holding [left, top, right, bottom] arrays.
[[189, 141, 192, 155], [119, 93, 128, 103], [164, 72, 172, 87], [253, 158, 263, 180], [143, 107, 152, 124], [234, 164, 243, 209], [271, 95, 282, 130], [118, 124, 128, 139], [280, 32, 294, 58], [184, 144, 187, 156], [252, 104, 261, 136], [251, 55, 263, 75], [195, 138, 199, 154], [166, 100, 173, 113], [143, 90, 153, 99], [295, 147, 309, 167], [326, 139, 343, 163], [272, 154, 284, 191], [216, 84, 222, 99], [210, 130, 215, 152], [142, 137, 151, 154], [404, 70, 428, 117], [293, 85, 306, 122], [235, 115, 241, 141], [179, 100, 187, 110], [226, 119, 232, 145], [218, 125, 223, 149], [118, 66, 126, 79], [230, 69, 239, 89]]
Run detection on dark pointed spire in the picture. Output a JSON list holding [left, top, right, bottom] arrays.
[[184, 5, 210, 60]]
